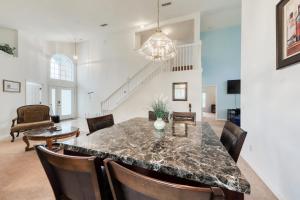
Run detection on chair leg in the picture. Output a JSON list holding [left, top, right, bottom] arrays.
[[17, 132, 20, 137], [10, 131, 15, 142]]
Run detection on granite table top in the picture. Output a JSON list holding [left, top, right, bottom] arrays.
[[61, 117, 250, 194]]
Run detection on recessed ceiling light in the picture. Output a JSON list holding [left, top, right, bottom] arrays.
[[162, 2, 172, 7], [100, 24, 108, 27]]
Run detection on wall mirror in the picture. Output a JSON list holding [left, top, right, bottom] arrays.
[[172, 82, 188, 101]]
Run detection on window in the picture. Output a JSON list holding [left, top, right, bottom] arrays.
[[202, 93, 206, 108], [50, 54, 74, 81]]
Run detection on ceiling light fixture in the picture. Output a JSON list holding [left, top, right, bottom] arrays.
[[100, 24, 108, 27], [139, 0, 176, 61], [139, 24, 146, 29], [73, 40, 78, 60]]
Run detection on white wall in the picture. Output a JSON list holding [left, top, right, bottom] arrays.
[[113, 69, 202, 123], [77, 13, 201, 119], [77, 30, 147, 118], [0, 31, 48, 139], [0, 32, 76, 139], [201, 5, 241, 32], [241, 0, 300, 199]]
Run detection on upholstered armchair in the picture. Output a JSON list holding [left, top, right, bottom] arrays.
[[10, 105, 54, 142]]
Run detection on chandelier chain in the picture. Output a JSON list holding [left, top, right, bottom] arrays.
[[157, 0, 160, 30]]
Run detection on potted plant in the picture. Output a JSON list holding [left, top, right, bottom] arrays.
[[151, 97, 168, 130], [0, 44, 16, 56]]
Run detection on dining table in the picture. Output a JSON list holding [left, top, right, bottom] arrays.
[[61, 117, 250, 199]]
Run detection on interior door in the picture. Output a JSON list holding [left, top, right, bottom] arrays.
[[49, 86, 75, 120], [26, 81, 42, 105]]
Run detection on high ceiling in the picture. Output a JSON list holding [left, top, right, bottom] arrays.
[[0, 0, 241, 41]]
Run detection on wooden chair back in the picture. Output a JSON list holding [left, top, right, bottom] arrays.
[[104, 159, 225, 200], [35, 145, 103, 200], [86, 114, 114, 135], [221, 121, 247, 162], [148, 111, 169, 122], [172, 112, 196, 125]]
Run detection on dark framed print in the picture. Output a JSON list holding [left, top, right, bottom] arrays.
[[277, 0, 300, 69], [3, 80, 21, 93], [172, 82, 188, 101]]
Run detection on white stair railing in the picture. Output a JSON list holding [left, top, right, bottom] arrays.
[[169, 43, 201, 72], [101, 61, 166, 115]]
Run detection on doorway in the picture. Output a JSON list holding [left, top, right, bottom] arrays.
[[49, 86, 75, 120], [26, 81, 42, 105], [202, 85, 217, 121]]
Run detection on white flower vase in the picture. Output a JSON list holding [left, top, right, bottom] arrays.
[[154, 118, 166, 131]]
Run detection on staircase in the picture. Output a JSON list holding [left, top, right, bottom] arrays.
[[100, 43, 201, 115]]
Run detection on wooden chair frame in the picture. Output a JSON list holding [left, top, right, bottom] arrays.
[[104, 158, 225, 200], [35, 145, 103, 200], [86, 114, 114, 136]]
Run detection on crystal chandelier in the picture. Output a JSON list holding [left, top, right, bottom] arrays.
[[139, 0, 176, 61]]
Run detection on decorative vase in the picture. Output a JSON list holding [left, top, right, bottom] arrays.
[[154, 118, 166, 130]]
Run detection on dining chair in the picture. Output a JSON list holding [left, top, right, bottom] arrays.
[[86, 114, 114, 135], [148, 111, 169, 122], [220, 121, 247, 162], [172, 112, 196, 125], [104, 158, 225, 200], [35, 145, 112, 200]]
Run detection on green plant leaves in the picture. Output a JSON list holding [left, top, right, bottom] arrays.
[[151, 98, 168, 118], [0, 43, 16, 55]]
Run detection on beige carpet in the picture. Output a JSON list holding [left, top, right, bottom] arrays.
[[0, 118, 278, 200]]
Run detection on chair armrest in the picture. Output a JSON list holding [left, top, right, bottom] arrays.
[[11, 117, 17, 128]]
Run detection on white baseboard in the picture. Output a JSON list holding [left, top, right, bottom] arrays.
[[216, 118, 227, 121]]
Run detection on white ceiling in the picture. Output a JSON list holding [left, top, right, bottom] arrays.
[[0, 0, 241, 41]]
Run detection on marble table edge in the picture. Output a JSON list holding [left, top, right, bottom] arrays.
[[61, 142, 251, 194]]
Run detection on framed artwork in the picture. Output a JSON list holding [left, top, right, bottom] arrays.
[[277, 0, 300, 69], [172, 82, 188, 101], [3, 80, 21, 93]]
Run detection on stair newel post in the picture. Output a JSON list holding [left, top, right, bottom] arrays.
[[192, 44, 196, 70], [189, 45, 192, 68], [180, 46, 183, 69], [183, 46, 186, 68], [196, 43, 200, 70]]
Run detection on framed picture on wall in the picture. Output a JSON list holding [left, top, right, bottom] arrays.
[[172, 82, 188, 101], [277, 0, 300, 69], [3, 80, 21, 93]]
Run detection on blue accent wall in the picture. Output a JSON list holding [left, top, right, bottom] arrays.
[[201, 26, 241, 119]]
